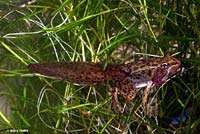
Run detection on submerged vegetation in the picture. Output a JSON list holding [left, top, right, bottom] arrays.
[[0, 0, 200, 133]]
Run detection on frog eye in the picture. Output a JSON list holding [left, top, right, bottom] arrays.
[[161, 62, 169, 68]]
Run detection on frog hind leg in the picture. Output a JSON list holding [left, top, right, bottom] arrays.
[[110, 87, 123, 114], [110, 80, 137, 114], [118, 81, 137, 101], [113, 82, 137, 114]]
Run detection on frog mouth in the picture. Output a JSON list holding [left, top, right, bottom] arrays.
[[166, 65, 181, 80]]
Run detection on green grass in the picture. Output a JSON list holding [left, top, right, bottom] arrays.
[[0, 0, 200, 133]]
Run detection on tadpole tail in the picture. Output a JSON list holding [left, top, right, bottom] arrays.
[[28, 62, 108, 83]]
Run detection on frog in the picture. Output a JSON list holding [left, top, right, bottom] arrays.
[[28, 55, 181, 114]]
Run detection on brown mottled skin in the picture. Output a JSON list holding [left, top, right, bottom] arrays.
[[28, 55, 181, 114]]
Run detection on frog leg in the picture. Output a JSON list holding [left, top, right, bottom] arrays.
[[142, 81, 153, 107], [110, 87, 123, 114], [118, 79, 137, 101]]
